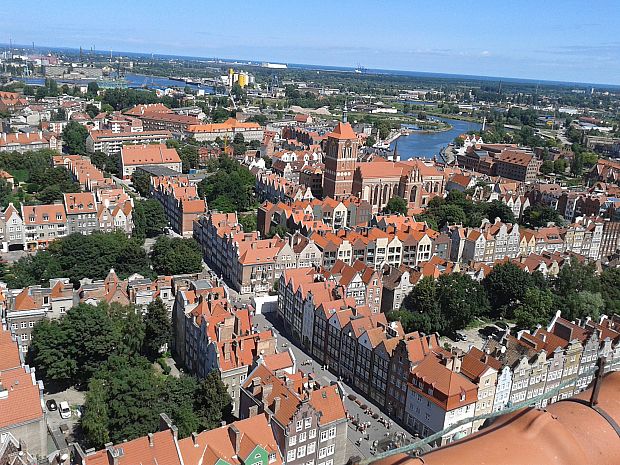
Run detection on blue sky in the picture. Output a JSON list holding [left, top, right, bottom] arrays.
[[4, 1, 620, 84]]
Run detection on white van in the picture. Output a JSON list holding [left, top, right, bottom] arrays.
[[59, 401, 71, 419]]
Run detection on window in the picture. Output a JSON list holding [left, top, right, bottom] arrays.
[[326, 460, 334, 465], [289, 435, 297, 446], [21, 322, 27, 329], [287, 450, 296, 462], [307, 443, 316, 455], [296, 420, 303, 432], [328, 427, 336, 439], [305, 417, 312, 429], [326, 445, 335, 456], [29, 321, 34, 328], [21, 334, 28, 341], [299, 431, 307, 443], [297, 445, 306, 458], [308, 429, 317, 439], [306, 461, 315, 465], [318, 448, 327, 459], [60, 307, 66, 314], [268, 453, 276, 464], [320, 431, 329, 442], [11, 323, 17, 330]]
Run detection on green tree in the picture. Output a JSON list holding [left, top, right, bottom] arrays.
[[514, 288, 554, 331], [400, 276, 444, 334], [133, 199, 167, 239], [553, 158, 568, 173], [365, 136, 376, 147], [150, 236, 203, 276], [564, 291, 605, 322], [384, 196, 408, 215], [87, 82, 100, 96], [195, 371, 233, 429], [28, 302, 122, 386], [131, 170, 152, 197], [85, 103, 100, 119], [239, 213, 257, 232], [61, 121, 89, 154], [600, 268, 620, 313], [437, 274, 490, 334], [437, 204, 467, 228], [482, 262, 537, 318], [197, 156, 256, 212], [521, 205, 564, 228], [142, 298, 171, 360], [486, 200, 516, 224], [81, 378, 110, 449], [540, 160, 554, 175]]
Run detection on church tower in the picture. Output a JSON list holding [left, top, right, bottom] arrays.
[[323, 122, 358, 200]]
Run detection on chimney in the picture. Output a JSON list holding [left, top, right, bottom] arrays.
[[191, 432, 199, 446], [106, 446, 124, 465], [228, 425, 242, 454], [248, 405, 258, 417], [262, 383, 273, 401], [159, 413, 178, 439], [273, 396, 282, 413]]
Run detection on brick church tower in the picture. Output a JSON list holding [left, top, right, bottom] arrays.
[[323, 121, 358, 200]]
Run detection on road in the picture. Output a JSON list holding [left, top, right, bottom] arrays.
[[252, 312, 429, 460]]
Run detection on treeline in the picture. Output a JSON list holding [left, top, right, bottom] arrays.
[[3, 231, 202, 288], [415, 190, 564, 230], [28, 299, 231, 448], [391, 259, 620, 335]]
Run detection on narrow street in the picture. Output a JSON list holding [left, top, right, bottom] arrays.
[[252, 313, 429, 460]]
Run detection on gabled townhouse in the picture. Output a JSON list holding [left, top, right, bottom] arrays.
[[172, 289, 277, 415], [385, 332, 442, 424], [74, 412, 284, 465], [322, 259, 383, 313], [405, 351, 478, 445], [459, 347, 498, 432], [239, 365, 348, 465], [0, 203, 25, 252]]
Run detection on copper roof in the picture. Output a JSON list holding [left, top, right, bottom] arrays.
[[372, 371, 620, 465]]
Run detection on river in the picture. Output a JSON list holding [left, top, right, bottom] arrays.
[[16, 72, 214, 92], [390, 117, 481, 160]]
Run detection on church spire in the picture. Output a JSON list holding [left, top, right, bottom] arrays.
[[343, 98, 348, 123]]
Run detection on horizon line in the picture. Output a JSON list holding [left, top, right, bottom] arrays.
[[3, 41, 620, 88]]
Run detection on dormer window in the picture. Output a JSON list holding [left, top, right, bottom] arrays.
[[43, 214, 49, 221], [56, 214, 62, 220], [29, 216, 35, 222]]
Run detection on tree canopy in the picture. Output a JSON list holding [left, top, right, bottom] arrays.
[[4, 232, 153, 288], [197, 156, 256, 212], [394, 274, 490, 335], [150, 236, 203, 276], [132, 199, 168, 239], [62, 121, 89, 154], [384, 196, 408, 215]]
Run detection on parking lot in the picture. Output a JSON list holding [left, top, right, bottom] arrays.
[[44, 388, 85, 452]]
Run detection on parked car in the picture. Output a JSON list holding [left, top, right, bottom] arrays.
[[455, 332, 468, 342], [59, 401, 72, 419], [46, 399, 58, 412]]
